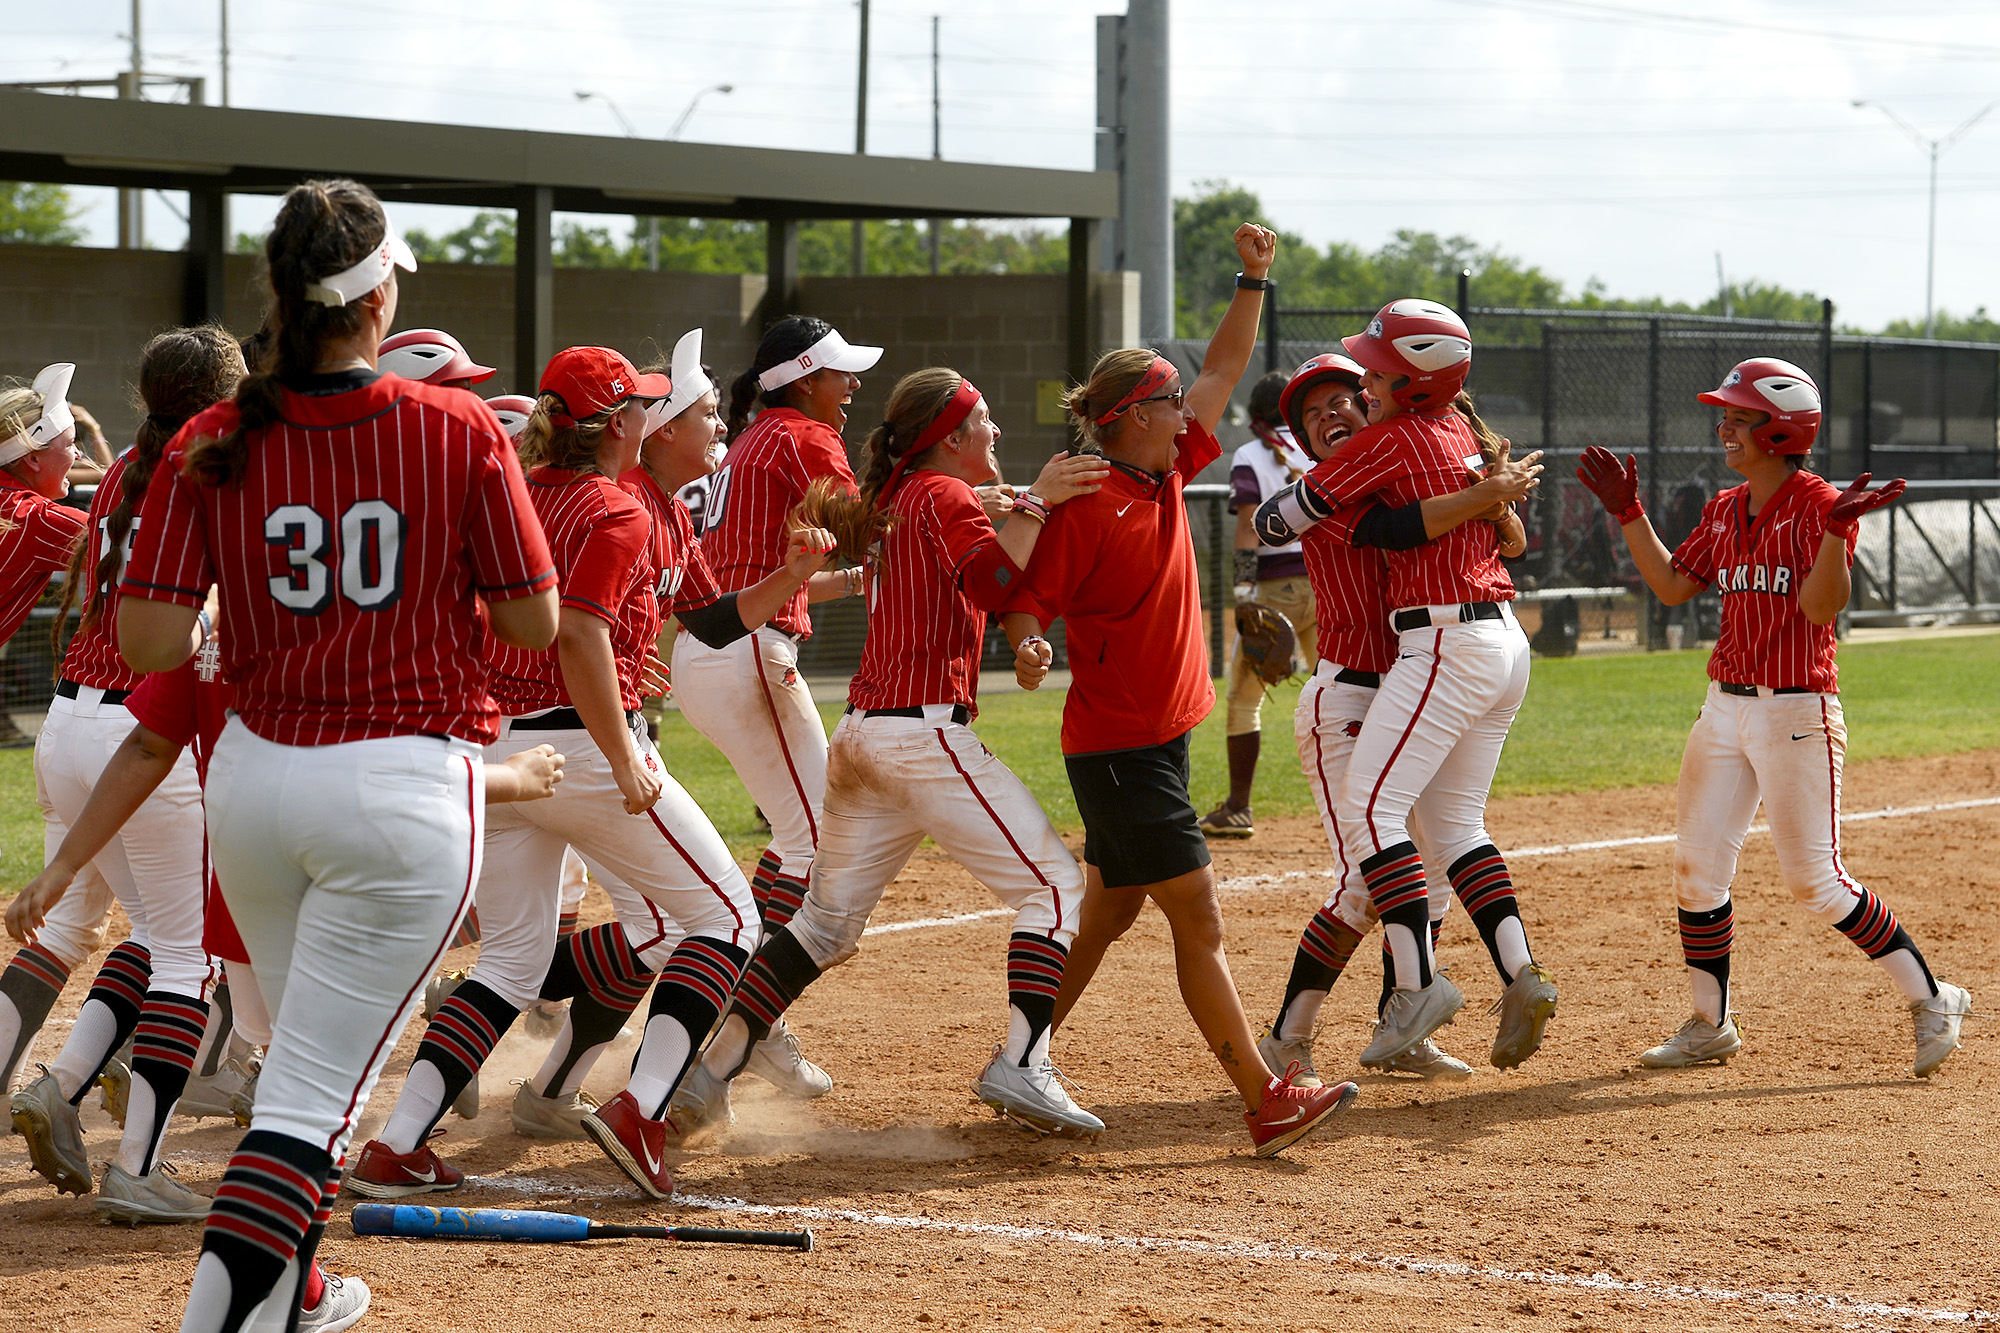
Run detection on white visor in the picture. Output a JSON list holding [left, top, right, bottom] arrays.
[[755, 328, 883, 393], [645, 328, 715, 436], [0, 362, 77, 466], [304, 223, 418, 307]]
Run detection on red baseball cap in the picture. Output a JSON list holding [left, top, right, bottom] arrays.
[[537, 347, 670, 425]]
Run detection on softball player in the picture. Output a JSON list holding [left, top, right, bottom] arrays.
[[116, 178, 559, 1333], [8, 333, 244, 1227], [1577, 359, 1971, 1075], [671, 315, 878, 1099], [1198, 371, 1315, 839], [0, 363, 91, 1097], [1258, 301, 1557, 1073], [668, 368, 1110, 1139], [1253, 355, 1542, 1084], [997, 225, 1358, 1157]]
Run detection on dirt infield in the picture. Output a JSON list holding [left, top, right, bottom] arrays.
[[4, 747, 1997, 1332]]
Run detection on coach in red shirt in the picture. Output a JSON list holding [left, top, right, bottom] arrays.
[[1000, 225, 1359, 1156]]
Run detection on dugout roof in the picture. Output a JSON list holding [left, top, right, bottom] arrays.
[[0, 88, 1121, 385]]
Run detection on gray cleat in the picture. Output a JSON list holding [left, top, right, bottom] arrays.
[[1383, 1038, 1474, 1081], [1912, 982, 1973, 1078], [11, 1066, 91, 1195], [665, 1060, 734, 1136], [973, 1046, 1104, 1138], [510, 1080, 597, 1140], [1359, 975, 1465, 1069], [1256, 1026, 1322, 1087], [1490, 964, 1560, 1069], [297, 1271, 372, 1332], [95, 1161, 211, 1224], [742, 1018, 832, 1099], [1639, 1013, 1743, 1068]]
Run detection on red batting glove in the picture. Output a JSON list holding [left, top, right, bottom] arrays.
[[1577, 446, 1644, 525], [1825, 473, 1905, 539]]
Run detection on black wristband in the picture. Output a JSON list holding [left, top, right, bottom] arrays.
[[1235, 272, 1273, 291], [1234, 549, 1260, 587]]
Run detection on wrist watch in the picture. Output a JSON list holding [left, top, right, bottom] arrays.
[[1235, 272, 1273, 291]]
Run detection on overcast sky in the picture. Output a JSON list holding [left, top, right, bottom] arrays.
[[9, 0, 2000, 329]]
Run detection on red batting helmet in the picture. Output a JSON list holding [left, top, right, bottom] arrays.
[[379, 329, 497, 386], [485, 394, 536, 440], [1278, 353, 1365, 459], [1697, 357, 1821, 455], [1341, 299, 1472, 410]]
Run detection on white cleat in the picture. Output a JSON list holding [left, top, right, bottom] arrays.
[[1639, 1013, 1743, 1068], [1382, 1038, 1474, 1081], [973, 1046, 1104, 1138], [94, 1161, 211, 1224], [742, 1019, 832, 1099], [665, 1061, 734, 1136], [297, 1271, 372, 1333], [1912, 983, 1973, 1078], [510, 1080, 597, 1141], [1255, 1027, 1322, 1087], [1359, 976, 1465, 1069]]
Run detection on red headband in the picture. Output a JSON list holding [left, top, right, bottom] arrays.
[[881, 378, 982, 498], [1093, 355, 1177, 425]]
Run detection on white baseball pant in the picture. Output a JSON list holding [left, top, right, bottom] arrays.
[[789, 709, 1082, 971], [36, 691, 209, 994], [202, 720, 484, 1155], [1336, 608, 1531, 868], [670, 628, 827, 881], [1293, 662, 1450, 933], [1674, 684, 1865, 922]]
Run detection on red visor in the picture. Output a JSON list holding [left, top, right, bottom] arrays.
[[882, 378, 982, 498]]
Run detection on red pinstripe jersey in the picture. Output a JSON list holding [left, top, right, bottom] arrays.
[[1298, 514, 1396, 674], [849, 471, 995, 715], [1671, 469, 1851, 693], [122, 375, 555, 746], [700, 408, 854, 639], [1303, 411, 1514, 609], [60, 451, 146, 691], [621, 469, 722, 616], [489, 469, 655, 715], [0, 473, 85, 646], [1000, 424, 1222, 755]]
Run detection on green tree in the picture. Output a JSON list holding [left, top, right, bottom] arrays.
[[1882, 308, 2000, 343], [0, 182, 84, 245], [405, 210, 517, 266]]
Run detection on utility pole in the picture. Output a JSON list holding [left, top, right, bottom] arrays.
[[929, 15, 941, 276], [117, 0, 145, 250], [219, 0, 229, 106], [1096, 2, 1172, 343], [1715, 253, 1730, 318], [1854, 98, 1998, 339], [851, 0, 870, 278]]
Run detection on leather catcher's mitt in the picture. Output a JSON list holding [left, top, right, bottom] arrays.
[[1234, 600, 1299, 686]]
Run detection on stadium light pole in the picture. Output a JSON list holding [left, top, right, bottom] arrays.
[[574, 89, 638, 138], [1853, 98, 1999, 340], [669, 83, 732, 140]]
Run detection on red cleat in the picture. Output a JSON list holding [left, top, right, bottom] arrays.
[[1244, 1065, 1359, 1158], [344, 1136, 464, 1198], [581, 1090, 677, 1200]]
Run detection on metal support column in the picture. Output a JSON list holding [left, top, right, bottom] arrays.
[[1644, 317, 1663, 648], [513, 185, 554, 395], [183, 186, 227, 326], [1819, 298, 1835, 476], [1263, 285, 1280, 375], [1861, 340, 1874, 474], [758, 218, 799, 334], [1067, 217, 1101, 386]]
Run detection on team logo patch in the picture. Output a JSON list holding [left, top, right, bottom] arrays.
[[645, 753, 659, 773], [1710, 519, 1727, 534], [1343, 720, 1363, 737], [782, 666, 798, 687], [1720, 369, 1742, 388], [1366, 318, 1384, 339]]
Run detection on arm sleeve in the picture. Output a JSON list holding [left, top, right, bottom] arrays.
[[467, 432, 557, 599], [676, 593, 751, 648], [120, 453, 213, 607], [1349, 501, 1430, 552], [1253, 477, 1336, 546], [559, 502, 650, 624]]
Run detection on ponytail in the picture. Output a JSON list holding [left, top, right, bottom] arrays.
[[724, 315, 836, 443], [1452, 390, 1505, 471], [514, 393, 617, 476], [791, 366, 966, 568]]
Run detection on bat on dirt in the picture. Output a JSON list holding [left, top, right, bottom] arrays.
[[351, 1203, 814, 1251]]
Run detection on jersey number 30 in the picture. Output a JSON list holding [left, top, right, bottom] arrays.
[[265, 501, 406, 615]]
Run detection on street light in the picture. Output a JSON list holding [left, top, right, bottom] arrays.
[[574, 89, 638, 138], [1853, 98, 1999, 339], [670, 83, 733, 141]]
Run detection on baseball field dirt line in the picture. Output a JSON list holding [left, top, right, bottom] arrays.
[[3, 747, 1996, 1332]]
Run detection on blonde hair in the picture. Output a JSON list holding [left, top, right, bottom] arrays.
[[0, 384, 51, 535], [515, 395, 618, 475], [1061, 347, 1161, 452], [1452, 390, 1504, 470], [792, 366, 968, 567]]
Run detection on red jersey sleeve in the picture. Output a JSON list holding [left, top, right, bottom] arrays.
[[558, 503, 651, 625], [122, 451, 214, 608], [998, 497, 1104, 628], [467, 434, 557, 600], [23, 494, 86, 567], [1301, 425, 1403, 509], [1670, 496, 1728, 588], [123, 660, 200, 748], [1175, 421, 1223, 483]]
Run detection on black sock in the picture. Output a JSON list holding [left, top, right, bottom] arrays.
[[195, 1129, 333, 1333], [535, 925, 658, 1099], [199, 977, 235, 1078], [1361, 842, 1431, 989], [1835, 888, 1937, 998], [1678, 902, 1734, 1021], [408, 979, 522, 1139], [725, 927, 822, 1070], [69, 940, 152, 1104], [0, 941, 70, 1089], [1006, 932, 1068, 1065], [749, 847, 782, 924], [130, 990, 209, 1175], [1377, 919, 1443, 1018], [1274, 905, 1361, 1037], [1448, 844, 1528, 985], [634, 936, 752, 1117], [1225, 731, 1260, 810]]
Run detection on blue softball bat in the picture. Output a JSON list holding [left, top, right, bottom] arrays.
[[350, 1203, 812, 1250]]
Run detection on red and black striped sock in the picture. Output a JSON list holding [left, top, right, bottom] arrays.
[[1835, 888, 1937, 1002], [533, 923, 657, 1099], [749, 847, 783, 922], [0, 941, 71, 1090], [1449, 844, 1531, 984], [188, 1129, 331, 1333], [1274, 907, 1363, 1040], [726, 927, 823, 1065], [406, 979, 521, 1139], [127, 990, 211, 1175], [58, 939, 152, 1104], [557, 908, 580, 940], [765, 872, 808, 930], [630, 936, 752, 1118], [1361, 843, 1431, 989], [294, 1160, 342, 1316], [1678, 902, 1734, 1024], [448, 905, 482, 950], [1005, 933, 1068, 1066]]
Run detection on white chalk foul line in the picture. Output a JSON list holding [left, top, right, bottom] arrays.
[[859, 796, 2000, 936]]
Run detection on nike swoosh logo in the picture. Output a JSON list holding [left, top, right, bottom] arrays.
[[1116, 504, 1133, 517], [1262, 1104, 1309, 1127], [1791, 732, 1817, 741], [407, 1168, 436, 1183], [640, 1136, 664, 1177]]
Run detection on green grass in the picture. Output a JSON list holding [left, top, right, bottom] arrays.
[[4, 633, 1995, 892]]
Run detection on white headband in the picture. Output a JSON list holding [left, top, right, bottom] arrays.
[[0, 363, 77, 466], [304, 223, 417, 307], [643, 329, 715, 436], [755, 328, 883, 392]]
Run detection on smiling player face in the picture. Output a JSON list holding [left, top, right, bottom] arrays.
[[1715, 405, 1781, 479], [1299, 378, 1368, 460]]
